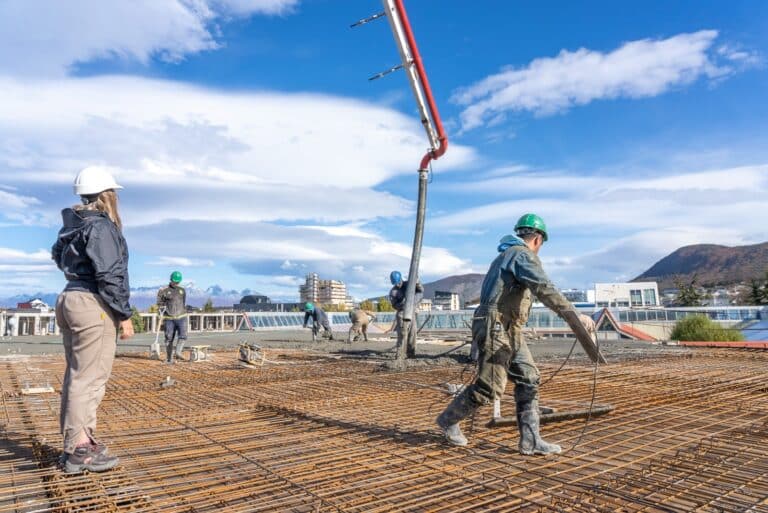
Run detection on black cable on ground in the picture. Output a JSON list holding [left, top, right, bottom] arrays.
[[560, 335, 601, 454]]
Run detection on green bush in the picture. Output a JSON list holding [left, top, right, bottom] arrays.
[[130, 306, 146, 334], [377, 298, 394, 312], [670, 315, 744, 342]]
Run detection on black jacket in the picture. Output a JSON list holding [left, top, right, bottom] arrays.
[[303, 308, 329, 327], [389, 280, 424, 311], [52, 208, 132, 321]]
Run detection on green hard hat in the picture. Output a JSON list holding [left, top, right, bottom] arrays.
[[170, 271, 183, 283], [305, 302, 314, 311], [514, 213, 548, 242]]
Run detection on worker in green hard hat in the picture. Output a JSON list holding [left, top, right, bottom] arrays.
[[156, 271, 188, 363], [302, 302, 334, 340], [436, 213, 596, 455]]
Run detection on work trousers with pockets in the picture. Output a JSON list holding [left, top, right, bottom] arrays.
[[466, 313, 540, 408], [348, 320, 369, 342], [164, 318, 188, 345], [56, 291, 118, 454]]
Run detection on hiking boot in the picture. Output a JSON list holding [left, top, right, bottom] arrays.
[[63, 445, 119, 474]]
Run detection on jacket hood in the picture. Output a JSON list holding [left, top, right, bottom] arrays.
[[497, 234, 526, 252], [61, 207, 106, 229]]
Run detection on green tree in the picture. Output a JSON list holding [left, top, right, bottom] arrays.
[[321, 303, 347, 312], [359, 299, 375, 311], [130, 306, 145, 334], [202, 298, 215, 312], [674, 275, 705, 307], [377, 297, 394, 312], [747, 271, 768, 305], [670, 314, 744, 342], [148, 304, 159, 313]]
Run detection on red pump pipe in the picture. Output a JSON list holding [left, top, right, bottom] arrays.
[[393, 0, 448, 170]]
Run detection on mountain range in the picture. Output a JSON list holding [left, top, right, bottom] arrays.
[[421, 273, 485, 305], [5, 241, 767, 309], [633, 242, 768, 290], [0, 284, 260, 310]]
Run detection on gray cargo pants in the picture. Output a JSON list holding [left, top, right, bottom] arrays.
[[56, 291, 118, 454], [395, 310, 418, 357], [466, 313, 540, 407]]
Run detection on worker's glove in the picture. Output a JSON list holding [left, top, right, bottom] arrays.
[[578, 313, 596, 334]]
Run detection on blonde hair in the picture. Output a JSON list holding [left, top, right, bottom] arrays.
[[75, 189, 123, 231]]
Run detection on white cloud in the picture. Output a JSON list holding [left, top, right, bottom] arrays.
[[434, 165, 768, 232], [0, 248, 57, 294], [148, 256, 215, 267], [0, 190, 44, 226], [0, 75, 475, 228], [0, 0, 299, 77], [130, 221, 474, 298], [454, 30, 757, 129], [0, 248, 52, 264], [542, 227, 749, 285], [432, 164, 768, 287]]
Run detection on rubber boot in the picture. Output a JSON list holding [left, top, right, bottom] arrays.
[[517, 400, 562, 456], [175, 340, 186, 361], [165, 341, 174, 364], [436, 388, 478, 447]]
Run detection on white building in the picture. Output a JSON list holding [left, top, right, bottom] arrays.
[[418, 298, 433, 312], [433, 291, 460, 311], [594, 282, 660, 308], [299, 273, 349, 307]]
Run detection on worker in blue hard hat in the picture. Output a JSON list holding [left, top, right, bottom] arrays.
[[436, 213, 596, 455], [302, 302, 334, 340], [388, 270, 423, 357]]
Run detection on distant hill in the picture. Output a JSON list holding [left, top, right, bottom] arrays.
[[422, 273, 485, 305], [0, 285, 262, 310], [633, 242, 768, 290]]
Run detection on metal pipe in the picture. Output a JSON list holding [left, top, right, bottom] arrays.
[[382, 0, 449, 359], [392, 0, 448, 165]]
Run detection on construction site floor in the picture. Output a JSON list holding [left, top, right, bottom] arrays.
[[1, 342, 767, 512]]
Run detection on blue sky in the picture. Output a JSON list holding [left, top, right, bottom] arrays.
[[1, 0, 767, 302]]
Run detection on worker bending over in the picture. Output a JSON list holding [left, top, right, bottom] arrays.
[[303, 302, 334, 340], [348, 308, 376, 343]]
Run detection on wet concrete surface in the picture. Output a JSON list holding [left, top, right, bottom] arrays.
[[0, 329, 685, 365]]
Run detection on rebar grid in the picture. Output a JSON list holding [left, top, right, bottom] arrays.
[[1, 348, 767, 512]]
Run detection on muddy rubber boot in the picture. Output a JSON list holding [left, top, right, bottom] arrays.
[[436, 388, 478, 447], [517, 400, 562, 456], [165, 341, 174, 364], [175, 340, 186, 361], [63, 444, 119, 474]]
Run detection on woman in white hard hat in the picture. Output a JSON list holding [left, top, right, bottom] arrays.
[[52, 166, 134, 474]]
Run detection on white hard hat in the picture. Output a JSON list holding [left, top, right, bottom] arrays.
[[73, 166, 123, 196]]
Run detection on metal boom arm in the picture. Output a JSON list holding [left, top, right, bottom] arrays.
[[381, 0, 448, 359]]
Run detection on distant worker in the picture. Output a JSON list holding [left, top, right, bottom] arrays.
[[303, 302, 334, 340], [348, 308, 376, 343], [436, 214, 596, 455], [157, 271, 188, 363], [389, 270, 424, 357], [52, 166, 133, 474]]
